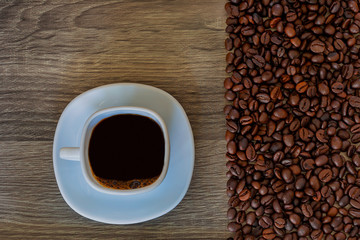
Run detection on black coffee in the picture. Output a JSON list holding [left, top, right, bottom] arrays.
[[88, 114, 165, 189]]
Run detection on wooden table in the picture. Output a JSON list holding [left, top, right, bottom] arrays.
[[0, 0, 228, 239]]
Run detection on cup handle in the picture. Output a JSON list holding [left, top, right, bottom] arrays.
[[60, 147, 81, 161]]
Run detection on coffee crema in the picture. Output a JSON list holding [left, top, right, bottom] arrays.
[[88, 114, 165, 190]]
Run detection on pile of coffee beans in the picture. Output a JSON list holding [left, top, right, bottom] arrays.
[[224, 0, 360, 239]]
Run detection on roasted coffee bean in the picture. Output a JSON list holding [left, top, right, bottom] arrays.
[[343, 64, 355, 80], [262, 71, 273, 82], [283, 135, 294, 148], [352, 133, 360, 143], [310, 40, 325, 53], [228, 222, 241, 232], [296, 82, 308, 94], [309, 217, 322, 230], [315, 155, 328, 166], [239, 189, 251, 201], [241, 26, 255, 36], [257, 93, 271, 104], [351, 124, 360, 133], [350, 208, 360, 218], [252, 55, 265, 68], [270, 86, 281, 100], [301, 203, 313, 218], [298, 225, 311, 237], [281, 168, 294, 183], [349, 186, 360, 199], [227, 207, 237, 220], [262, 228, 276, 240], [330, 136, 342, 150], [259, 216, 273, 229], [339, 195, 350, 207], [274, 218, 286, 229], [225, 38, 233, 51], [289, 213, 301, 225], [350, 199, 360, 209], [311, 229, 324, 240], [319, 169, 332, 183], [310, 176, 321, 191], [246, 145, 256, 161], [349, 96, 360, 108]]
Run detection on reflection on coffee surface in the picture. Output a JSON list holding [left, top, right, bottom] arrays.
[[88, 114, 165, 189]]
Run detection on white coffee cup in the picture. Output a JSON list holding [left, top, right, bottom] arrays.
[[60, 106, 170, 195]]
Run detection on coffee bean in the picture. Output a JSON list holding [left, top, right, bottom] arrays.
[[246, 212, 256, 225], [285, 26, 296, 38], [261, 31, 271, 45], [349, 96, 360, 108], [327, 52, 340, 62], [239, 116, 253, 125], [330, 2, 341, 13], [274, 218, 286, 229], [310, 176, 321, 191], [227, 140, 237, 155], [227, 207, 237, 220], [301, 203, 313, 218], [339, 195, 350, 207], [271, 34, 284, 45], [349, 186, 360, 199], [352, 133, 360, 143], [262, 71, 273, 82], [239, 189, 251, 201], [351, 199, 360, 209], [263, 228, 276, 240], [324, 24, 336, 35], [271, 4, 283, 17], [330, 136, 342, 150], [351, 124, 360, 133], [241, 26, 255, 36], [298, 225, 311, 237], [310, 40, 325, 53], [283, 135, 294, 148], [282, 8, 293, 19], [252, 55, 265, 68], [350, 208, 360, 218], [318, 82, 330, 95], [299, 98, 310, 112], [257, 93, 271, 103], [343, 64, 354, 80], [246, 145, 256, 161], [315, 155, 328, 166], [311, 230, 324, 240], [259, 216, 273, 228], [228, 222, 241, 232], [316, 129, 328, 143], [225, 38, 233, 51], [270, 86, 281, 100], [289, 213, 301, 225], [309, 217, 322, 230], [319, 169, 332, 183], [331, 82, 344, 94], [272, 180, 285, 192], [273, 108, 288, 119]]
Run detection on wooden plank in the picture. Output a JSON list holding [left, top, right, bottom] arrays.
[[0, 0, 229, 238]]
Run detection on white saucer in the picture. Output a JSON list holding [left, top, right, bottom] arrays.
[[53, 83, 195, 224]]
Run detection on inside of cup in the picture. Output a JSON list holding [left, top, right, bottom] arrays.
[[81, 107, 169, 195], [86, 108, 163, 131]]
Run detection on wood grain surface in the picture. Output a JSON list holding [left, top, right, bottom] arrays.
[[0, 0, 228, 239]]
